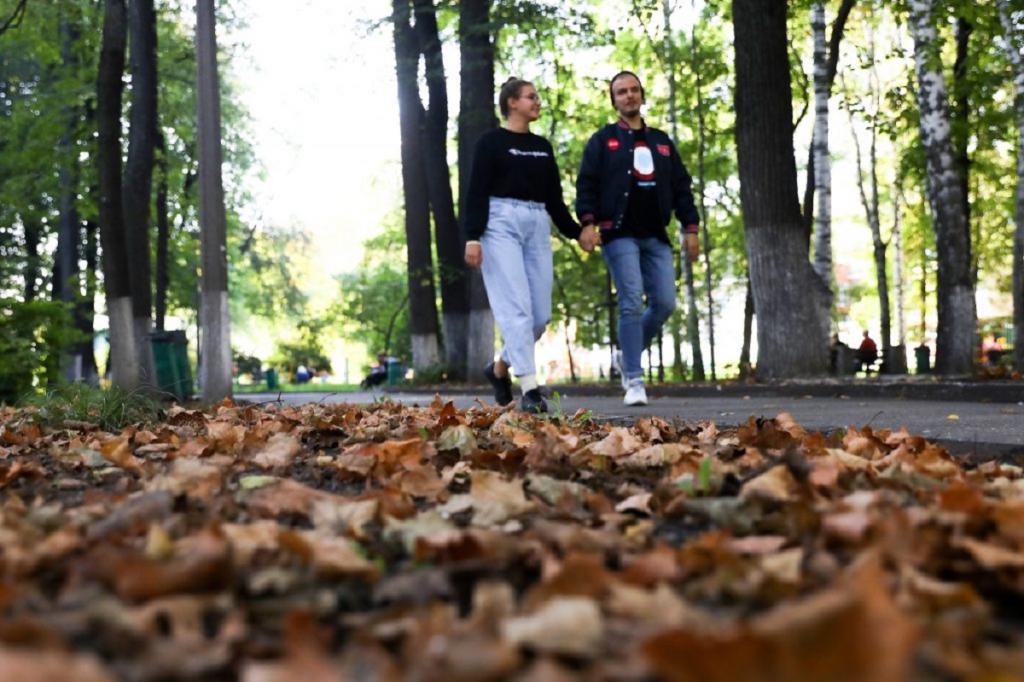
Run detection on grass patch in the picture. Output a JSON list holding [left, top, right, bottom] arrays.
[[19, 383, 165, 431]]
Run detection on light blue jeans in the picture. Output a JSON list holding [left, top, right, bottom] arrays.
[[603, 236, 677, 380], [480, 197, 553, 378]]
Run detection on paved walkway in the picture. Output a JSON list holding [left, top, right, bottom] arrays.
[[240, 389, 1024, 457]]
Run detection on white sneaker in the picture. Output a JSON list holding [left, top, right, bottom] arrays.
[[611, 350, 628, 391], [624, 378, 647, 406]]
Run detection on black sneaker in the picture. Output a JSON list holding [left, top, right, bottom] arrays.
[[520, 388, 548, 414], [483, 362, 514, 406]]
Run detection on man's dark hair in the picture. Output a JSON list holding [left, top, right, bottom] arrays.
[[608, 70, 645, 106], [498, 77, 532, 119]]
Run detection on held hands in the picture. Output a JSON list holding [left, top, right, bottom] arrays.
[[578, 224, 601, 253], [684, 232, 700, 263], [464, 242, 482, 268]]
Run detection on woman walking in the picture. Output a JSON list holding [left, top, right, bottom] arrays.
[[463, 78, 599, 412]]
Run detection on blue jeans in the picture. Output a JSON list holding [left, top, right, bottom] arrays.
[[480, 198, 553, 378], [603, 237, 677, 380]]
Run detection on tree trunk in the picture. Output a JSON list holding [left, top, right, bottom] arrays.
[[80, 211, 99, 385], [393, 0, 441, 370], [413, 0, 468, 379], [953, 16, 973, 280], [909, 0, 976, 375], [124, 0, 158, 385], [894, 182, 906, 348], [54, 17, 82, 380], [739, 272, 754, 378], [22, 218, 40, 303], [801, 0, 856, 237], [689, 4, 717, 381], [732, 0, 829, 378], [96, 0, 139, 389], [844, 20, 892, 363], [196, 0, 232, 401], [997, 0, 1024, 372], [683, 256, 704, 380], [811, 3, 833, 290], [155, 130, 169, 332], [458, 0, 495, 378]]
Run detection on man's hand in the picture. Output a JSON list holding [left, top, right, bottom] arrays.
[[464, 242, 482, 268], [578, 225, 601, 253], [685, 232, 700, 263]]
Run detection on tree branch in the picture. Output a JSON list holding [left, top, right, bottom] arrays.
[[0, 0, 28, 38]]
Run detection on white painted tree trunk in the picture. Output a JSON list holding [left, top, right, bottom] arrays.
[[997, 0, 1024, 372], [909, 0, 976, 375], [196, 0, 232, 401], [411, 334, 441, 371], [811, 3, 833, 287]]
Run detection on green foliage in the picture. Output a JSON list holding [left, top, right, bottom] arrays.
[[333, 217, 411, 362], [269, 319, 332, 375], [0, 298, 83, 404], [18, 383, 164, 431]]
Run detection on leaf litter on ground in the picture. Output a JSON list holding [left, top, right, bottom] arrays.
[[0, 396, 1023, 679]]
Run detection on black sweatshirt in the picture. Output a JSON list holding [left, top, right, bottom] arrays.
[[462, 128, 581, 241]]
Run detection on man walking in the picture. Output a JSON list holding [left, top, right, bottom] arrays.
[[576, 71, 701, 405]]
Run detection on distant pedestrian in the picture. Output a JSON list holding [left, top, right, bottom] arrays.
[[856, 330, 878, 373], [463, 77, 599, 413]]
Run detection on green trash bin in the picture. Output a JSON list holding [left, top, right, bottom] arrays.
[[386, 359, 403, 386], [265, 368, 279, 391], [150, 330, 194, 401], [914, 344, 931, 374]]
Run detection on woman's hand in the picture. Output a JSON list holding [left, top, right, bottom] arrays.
[[464, 241, 483, 268], [578, 225, 601, 253], [685, 232, 700, 262]]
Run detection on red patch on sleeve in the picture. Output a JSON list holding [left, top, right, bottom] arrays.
[[657, 144, 671, 156], [607, 138, 620, 151]]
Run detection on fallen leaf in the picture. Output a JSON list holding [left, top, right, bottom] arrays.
[[251, 433, 302, 469], [503, 597, 603, 657]]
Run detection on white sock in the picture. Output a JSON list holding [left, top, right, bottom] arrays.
[[518, 373, 538, 393]]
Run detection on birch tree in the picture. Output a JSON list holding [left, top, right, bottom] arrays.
[[909, 0, 977, 374], [811, 3, 833, 290], [997, 0, 1024, 371]]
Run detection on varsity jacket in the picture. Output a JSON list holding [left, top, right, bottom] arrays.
[[575, 118, 700, 238]]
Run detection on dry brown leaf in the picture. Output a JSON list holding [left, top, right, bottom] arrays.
[[590, 427, 644, 457], [502, 596, 603, 658], [251, 432, 302, 469], [739, 465, 799, 503]]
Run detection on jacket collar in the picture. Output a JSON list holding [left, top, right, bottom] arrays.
[[616, 116, 646, 131]]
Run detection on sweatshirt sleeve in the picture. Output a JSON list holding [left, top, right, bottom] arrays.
[[575, 132, 602, 225], [543, 142, 582, 240], [462, 133, 494, 241]]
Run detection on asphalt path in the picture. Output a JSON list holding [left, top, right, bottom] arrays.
[[239, 389, 1024, 458]]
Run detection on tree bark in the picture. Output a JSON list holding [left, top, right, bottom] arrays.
[[801, 0, 856, 237], [689, 3, 717, 381], [124, 0, 158, 385], [96, 0, 139, 389], [458, 0, 495, 378], [54, 16, 83, 380], [893, 183, 905, 348], [80, 210, 99, 385], [413, 0, 469, 379], [739, 272, 754, 378], [732, 0, 829, 378], [810, 3, 833, 289], [997, 0, 1024, 372], [909, 0, 976, 375], [393, 0, 441, 370], [155, 130, 170, 332], [196, 0, 233, 400], [953, 15, 973, 278], [23, 218, 41, 302]]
